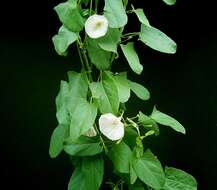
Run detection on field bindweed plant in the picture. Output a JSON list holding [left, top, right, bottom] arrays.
[[49, 0, 198, 189]]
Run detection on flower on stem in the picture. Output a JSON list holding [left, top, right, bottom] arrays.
[[85, 14, 108, 39], [99, 113, 124, 141]]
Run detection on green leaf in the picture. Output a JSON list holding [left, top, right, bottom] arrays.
[[133, 8, 150, 26], [52, 25, 78, 56], [101, 71, 120, 114], [82, 155, 104, 190], [89, 82, 102, 99], [55, 72, 88, 126], [132, 149, 165, 189], [139, 24, 177, 54], [54, 1, 84, 32], [97, 28, 121, 53], [49, 124, 67, 158], [124, 127, 137, 147], [163, 167, 197, 190], [69, 99, 97, 140], [67, 71, 88, 99], [120, 42, 143, 75], [86, 38, 111, 70], [129, 162, 137, 184], [150, 107, 186, 134], [104, 0, 128, 28], [68, 156, 104, 190], [89, 72, 119, 114], [56, 80, 70, 125], [108, 141, 132, 173], [162, 0, 176, 6], [68, 165, 86, 190], [64, 136, 103, 156], [138, 111, 160, 135], [114, 72, 131, 103], [129, 81, 150, 100], [123, 0, 128, 9]]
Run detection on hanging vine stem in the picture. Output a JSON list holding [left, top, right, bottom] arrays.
[[95, 0, 99, 13], [77, 36, 93, 82]]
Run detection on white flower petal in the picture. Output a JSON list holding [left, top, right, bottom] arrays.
[[85, 14, 108, 39], [99, 113, 124, 141]]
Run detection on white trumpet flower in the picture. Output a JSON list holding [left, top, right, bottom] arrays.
[[85, 14, 108, 39], [99, 113, 124, 141]]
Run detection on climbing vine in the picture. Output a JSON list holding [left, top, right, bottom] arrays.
[[49, 0, 198, 189]]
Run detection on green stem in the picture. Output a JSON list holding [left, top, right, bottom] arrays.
[[89, 0, 93, 15], [95, 0, 99, 13], [126, 117, 141, 137], [122, 32, 140, 38], [94, 124, 108, 153], [76, 41, 86, 70], [82, 50, 93, 82]]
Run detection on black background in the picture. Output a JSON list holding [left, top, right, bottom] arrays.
[[0, 0, 216, 189]]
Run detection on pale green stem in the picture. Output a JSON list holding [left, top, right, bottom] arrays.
[[89, 0, 93, 15], [122, 32, 140, 38], [76, 41, 86, 71], [126, 117, 141, 137], [94, 124, 108, 153], [95, 0, 99, 12]]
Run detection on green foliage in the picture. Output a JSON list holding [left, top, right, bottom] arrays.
[[67, 71, 88, 99], [97, 28, 121, 54], [82, 156, 104, 190], [132, 149, 165, 189], [54, 0, 84, 32], [86, 38, 111, 70], [129, 81, 150, 101], [138, 111, 160, 136], [64, 136, 103, 156], [52, 25, 78, 56], [49, 124, 67, 158], [50, 0, 197, 190], [120, 42, 143, 75], [162, 0, 176, 6], [114, 72, 131, 103], [163, 167, 197, 190], [90, 71, 119, 114], [139, 24, 177, 54], [108, 141, 132, 173], [104, 0, 128, 28], [69, 98, 97, 140], [133, 8, 150, 27], [150, 107, 186, 134], [68, 155, 104, 190], [55, 80, 71, 125]]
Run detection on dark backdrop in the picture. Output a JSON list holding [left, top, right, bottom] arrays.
[[0, 0, 216, 189]]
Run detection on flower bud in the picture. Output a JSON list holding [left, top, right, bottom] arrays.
[[84, 127, 97, 137]]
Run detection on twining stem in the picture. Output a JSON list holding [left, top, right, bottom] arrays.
[[127, 117, 141, 137], [89, 0, 93, 15], [95, 0, 99, 13], [82, 50, 93, 82], [122, 32, 140, 38], [94, 124, 108, 153], [76, 41, 86, 71], [77, 37, 93, 82]]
